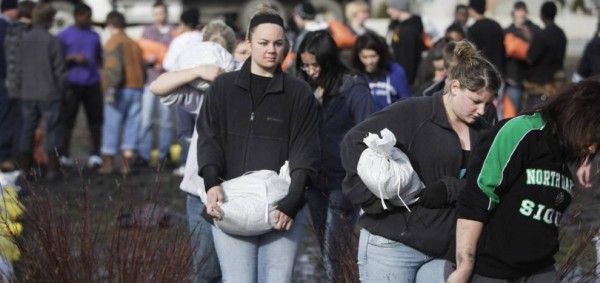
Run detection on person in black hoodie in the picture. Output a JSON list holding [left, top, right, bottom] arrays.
[[196, 6, 320, 282], [467, 0, 505, 75], [386, 0, 424, 86], [504, 1, 540, 114], [522, 1, 567, 111], [341, 40, 501, 282], [447, 78, 600, 283], [296, 30, 375, 282]]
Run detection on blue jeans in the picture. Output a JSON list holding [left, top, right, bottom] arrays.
[[211, 207, 306, 283], [186, 195, 221, 283], [175, 107, 195, 164], [358, 229, 444, 283], [0, 86, 20, 161], [19, 100, 62, 154], [138, 86, 173, 160], [101, 88, 142, 155]]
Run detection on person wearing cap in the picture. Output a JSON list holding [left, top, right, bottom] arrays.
[[196, 5, 319, 282], [386, 0, 424, 86], [0, 0, 19, 172], [466, 0, 505, 75]]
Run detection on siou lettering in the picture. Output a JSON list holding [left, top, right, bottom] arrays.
[[519, 199, 562, 227]]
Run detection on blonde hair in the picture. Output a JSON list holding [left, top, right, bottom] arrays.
[[203, 20, 237, 53], [443, 40, 501, 94], [345, 1, 370, 21]]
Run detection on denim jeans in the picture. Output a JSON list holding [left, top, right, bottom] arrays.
[[211, 207, 306, 283], [306, 188, 358, 282], [138, 86, 173, 160], [175, 107, 195, 164], [19, 100, 63, 154], [101, 88, 142, 155], [0, 86, 20, 162], [186, 195, 221, 283], [358, 229, 441, 283]]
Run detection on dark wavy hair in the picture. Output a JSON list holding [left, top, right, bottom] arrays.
[[541, 77, 600, 164], [296, 30, 348, 99], [351, 31, 391, 78]]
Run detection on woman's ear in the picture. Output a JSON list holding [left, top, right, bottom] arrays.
[[450, 79, 461, 96]]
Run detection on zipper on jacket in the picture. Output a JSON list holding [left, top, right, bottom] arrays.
[[242, 110, 255, 171]]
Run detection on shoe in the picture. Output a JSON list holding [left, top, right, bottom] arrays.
[[0, 160, 16, 172], [172, 165, 185, 177], [97, 155, 114, 175], [87, 155, 103, 168], [59, 156, 75, 167]]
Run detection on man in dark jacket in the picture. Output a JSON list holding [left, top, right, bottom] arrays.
[[16, 3, 65, 180], [467, 0, 505, 74], [504, 1, 540, 113], [523, 1, 567, 110], [386, 0, 424, 86]]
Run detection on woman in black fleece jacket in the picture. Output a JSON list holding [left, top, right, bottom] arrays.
[[341, 40, 501, 282], [196, 8, 320, 282]]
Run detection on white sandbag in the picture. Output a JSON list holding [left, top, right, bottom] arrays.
[[214, 162, 291, 236], [357, 128, 423, 211], [176, 42, 235, 90]]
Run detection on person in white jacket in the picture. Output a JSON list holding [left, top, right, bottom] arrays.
[[150, 19, 237, 283]]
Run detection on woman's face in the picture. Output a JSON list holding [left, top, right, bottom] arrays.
[[358, 48, 380, 74], [449, 80, 494, 124], [250, 23, 285, 71], [234, 41, 251, 63], [300, 52, 321, 81]]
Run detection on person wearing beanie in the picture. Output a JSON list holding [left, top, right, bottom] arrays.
[[467, 0, 505, 74], [386, 0, 424, 86], [0, 0, 20, 171]]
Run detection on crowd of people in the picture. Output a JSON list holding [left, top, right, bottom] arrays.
[[0, 0, 598, 282]]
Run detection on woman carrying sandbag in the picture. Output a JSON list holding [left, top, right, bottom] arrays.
[[340, 40, 501, 282], [295, 30, 376, 282], [196, 6, 320, 283]]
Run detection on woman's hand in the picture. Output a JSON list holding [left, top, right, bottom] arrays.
[[206, 185, 225, 220], [273, 210, 294, 231], [446, 267, 472, 283]]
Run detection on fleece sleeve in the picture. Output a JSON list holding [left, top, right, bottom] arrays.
[[196, 79, 225, 190]]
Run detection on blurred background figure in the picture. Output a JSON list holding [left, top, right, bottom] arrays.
[[58, 3, 104, 169], [0, 0, 19, 172], [136, 0, 176, 169], [345, 0, 371, 36], [386, 0, 424, 87]]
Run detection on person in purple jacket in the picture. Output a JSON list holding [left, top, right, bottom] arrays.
[[351, 31, 411, 111], [58, 3, 103, 168]]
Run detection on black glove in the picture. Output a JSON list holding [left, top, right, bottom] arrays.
[[418, 180, 448, 209], [361, 195, 395, 215]]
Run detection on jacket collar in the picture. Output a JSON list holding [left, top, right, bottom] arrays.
[[234, 59, 284, 95], [430, 91, 453, 130]]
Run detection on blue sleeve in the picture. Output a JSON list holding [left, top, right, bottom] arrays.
[[389, 63, 411, 99]]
